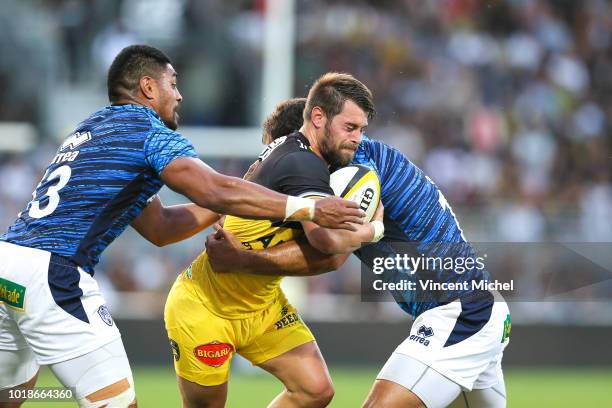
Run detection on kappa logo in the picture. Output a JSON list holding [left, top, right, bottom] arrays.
[[409, 325, 434, 346], [193, 341, 233, 367], [280, 305, 289, 316], [97, 305, 113, 326], [60, 131, 91, 151]]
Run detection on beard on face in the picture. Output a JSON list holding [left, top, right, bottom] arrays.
[[320, 123, 356, 169]]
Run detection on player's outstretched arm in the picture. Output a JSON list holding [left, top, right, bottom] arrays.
[[131, 195, 220, 246], [207, 226, 350, 276], [161, 157, 364, 230]]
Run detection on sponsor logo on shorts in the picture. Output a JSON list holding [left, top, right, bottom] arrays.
[[501, 314, 511, 343], [275, 309, 300, 330], [194, 341, 233, 367], [0, 278, 25, 310], [97, 305, 113, 326], [169, 339, 180, 361], [409, 325, 434, 346]]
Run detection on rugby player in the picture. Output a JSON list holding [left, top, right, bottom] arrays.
[[164, 73, 383, 408], [0, 46, 363, 408], [208, 99, 511, 408]]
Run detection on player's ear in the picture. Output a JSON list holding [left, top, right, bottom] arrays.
[[139, 76, 158, 101], [311, 106, 326, 129]]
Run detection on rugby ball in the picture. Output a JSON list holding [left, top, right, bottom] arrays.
[[329, 165, 380, 222]]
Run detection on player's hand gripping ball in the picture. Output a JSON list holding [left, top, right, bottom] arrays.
[[329, 165, 380, 223]]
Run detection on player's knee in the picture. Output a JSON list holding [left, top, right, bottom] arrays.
[[178, 379, 227, 408], [182, 392, 225, 408], [78, 378, 136, 408], [363, 387, 425, 408], [298, 377, 335, 407]]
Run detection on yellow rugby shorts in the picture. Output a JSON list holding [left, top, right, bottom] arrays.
[[164, 273, 315, 386]]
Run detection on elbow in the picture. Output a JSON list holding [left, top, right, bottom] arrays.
[[148, 234, 169, 247], [317, 237, 346, 255], [308, 230, 348, 255], [328, 255, 345, 271]]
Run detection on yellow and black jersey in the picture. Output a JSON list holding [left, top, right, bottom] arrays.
[[189, 132, 333, 318]]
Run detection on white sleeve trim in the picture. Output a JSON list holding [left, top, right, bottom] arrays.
[[297, 191, 331, 198]]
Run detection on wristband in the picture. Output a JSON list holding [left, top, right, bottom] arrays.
[[370, 220, 385, 242], [285, 196, 315, 222]]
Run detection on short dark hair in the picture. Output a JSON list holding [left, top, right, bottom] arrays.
[[107, 45, 172, 103], [304, 72, 375, 123], [262, 98, 306, 144]]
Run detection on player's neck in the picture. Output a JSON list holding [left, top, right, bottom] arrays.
[[299, 124, 325, 163], [111, 95, 156, 113]]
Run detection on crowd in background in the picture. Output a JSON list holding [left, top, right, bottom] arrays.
[[0, 0, 610, 320]]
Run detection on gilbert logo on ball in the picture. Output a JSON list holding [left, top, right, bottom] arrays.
[[329, 164, 380, 222], [194, 341, 234, 367]]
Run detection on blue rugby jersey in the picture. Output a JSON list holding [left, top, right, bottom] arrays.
[[1, 104, 198, 273], [353, 135, 490, 318]]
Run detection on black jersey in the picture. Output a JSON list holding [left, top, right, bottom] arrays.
[[249, 131, 334, 199]]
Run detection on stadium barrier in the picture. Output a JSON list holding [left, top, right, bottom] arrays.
[[117, 319, 612, 367]]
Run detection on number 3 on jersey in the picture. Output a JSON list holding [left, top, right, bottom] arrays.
[[28, 165, 72, 219]]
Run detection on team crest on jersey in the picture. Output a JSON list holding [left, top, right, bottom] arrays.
[[193, 341, 233, 367], [60, 131, 91, 151], [97, 305, 113, 326]]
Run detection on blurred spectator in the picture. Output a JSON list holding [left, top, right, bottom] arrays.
[[0, 0, 610, 322]]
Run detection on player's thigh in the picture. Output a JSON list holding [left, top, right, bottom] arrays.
[[164, 277, 236, 388], [2, 247, 121, 366], [49, 337, 135, 407], [176, 376, 228, 408], [241, 301, 331, 396], [0, 306, 40, 392], [0, 373, 39, 408], [395, 295, 508, 391], [452, 351, 507, 407], [0, 347, 40, 408], [452, 356, 507, 408], [257, 341, 334, 399], [367, 352, 461, 408], [447, 380, 506, 408], [363, 379, 427, 408]]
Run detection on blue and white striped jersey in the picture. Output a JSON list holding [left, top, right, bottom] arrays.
[[353, 135, 490, 318], [1, 104, 197, 274]]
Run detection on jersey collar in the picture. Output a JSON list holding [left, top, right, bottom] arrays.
[[107, 104, 162, 121]]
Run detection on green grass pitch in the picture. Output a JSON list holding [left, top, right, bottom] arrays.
[[24, 366, 612, 407]]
